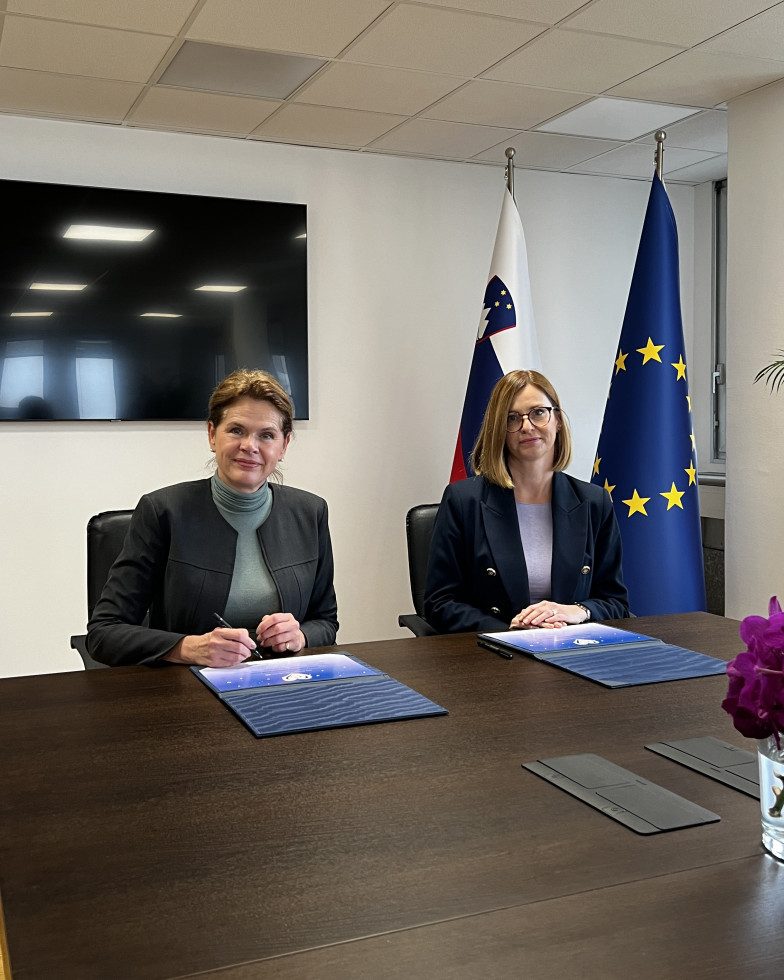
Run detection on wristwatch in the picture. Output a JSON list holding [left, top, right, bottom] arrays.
[[575, 603, 591, 621]]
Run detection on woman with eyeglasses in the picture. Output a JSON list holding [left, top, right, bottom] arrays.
[[424, 370, 629, 634]]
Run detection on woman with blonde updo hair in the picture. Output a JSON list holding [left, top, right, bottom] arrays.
[[88, 369, 338, 666], [424, 370, 628, 634]]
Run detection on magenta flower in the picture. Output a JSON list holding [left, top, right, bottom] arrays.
[[722, 597, 784, 746]]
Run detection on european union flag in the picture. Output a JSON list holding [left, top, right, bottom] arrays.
[[591, 173, 706, 615], [451, 188, 541, 482]]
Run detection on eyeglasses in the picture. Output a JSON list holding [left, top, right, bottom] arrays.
[[506, 406, 557, 431]]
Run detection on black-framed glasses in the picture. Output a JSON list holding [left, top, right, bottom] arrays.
[[506, 406, 557, 431]]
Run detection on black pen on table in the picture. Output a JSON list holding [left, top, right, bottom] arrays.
[[212, 613, 260, 658], [479, 638, 513, 660], [490, 646, 513, 660]]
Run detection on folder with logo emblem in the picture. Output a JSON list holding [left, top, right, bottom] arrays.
[[478, 623, 727, 687], [191, 652, 448, 737]]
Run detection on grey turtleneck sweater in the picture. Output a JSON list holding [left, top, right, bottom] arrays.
[[210, 474, 281, 634]]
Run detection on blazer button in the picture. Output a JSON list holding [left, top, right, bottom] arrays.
[[486, 567, 497, 577], [490, 607, 500, 615], [581, 565, 590, 575]]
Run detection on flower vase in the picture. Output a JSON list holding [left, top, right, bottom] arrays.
[[758, 735, 784, 860]]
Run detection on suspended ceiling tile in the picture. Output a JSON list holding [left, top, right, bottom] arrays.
[[6, 0, 198, 34], [637, 109, 727, 153], [423, 80, 589, 130], [699, 5, 784, 62], [369, 117, 518, 158], [293, 62, 465, 115], [485, 29, 681, 93], [187, 0, 389, 59], [343, 5, 546, 76], [0, 66, 143, 120], [569, 142, 717, 179], [159, 41, 324, 99], [0, 15, 173, 83], [419, 0, 591, 23], [129, 87, 280, 135], [563, 0, 777, 47], [473, 131, 624, 168], [666, 155, 728, 183], [252, 103, 404, 148], [608, 49, 784, 108]]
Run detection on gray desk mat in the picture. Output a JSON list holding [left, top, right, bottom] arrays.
[[645, 736, 759, 799], [523, 753, 720, 835]]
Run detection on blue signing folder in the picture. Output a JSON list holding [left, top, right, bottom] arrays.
[[477, 623, 728, 688], [191, 652, 448, 737]]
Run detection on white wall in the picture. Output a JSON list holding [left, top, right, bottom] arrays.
[[725, 79, 784, 619], [0, 114, 696, 677]]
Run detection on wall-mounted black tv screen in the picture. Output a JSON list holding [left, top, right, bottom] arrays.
[[0, 179, 308, 420]]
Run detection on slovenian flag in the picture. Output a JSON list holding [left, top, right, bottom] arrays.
[[450, 187, 541, 482], [590, 173, 706, 615]]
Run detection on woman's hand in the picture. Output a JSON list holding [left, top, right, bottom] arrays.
[[164, 628, 256, 666], [510, 601, 590, 630], [256, 613, 306, 655]]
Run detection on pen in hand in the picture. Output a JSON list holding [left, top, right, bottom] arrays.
[[212, 613, 259, 658]]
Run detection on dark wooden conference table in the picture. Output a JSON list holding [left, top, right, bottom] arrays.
[[1, 612, 783, 980]]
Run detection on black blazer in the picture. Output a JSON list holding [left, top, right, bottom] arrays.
[[424, 473, 629, 634], [88, 479, 338, 666]]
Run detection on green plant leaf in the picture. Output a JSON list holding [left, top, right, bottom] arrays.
[[755, 352, 784, 392]]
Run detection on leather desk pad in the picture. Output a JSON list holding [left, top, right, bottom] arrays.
[[523, 752, 720, 835], [645, 736, 759, 799]]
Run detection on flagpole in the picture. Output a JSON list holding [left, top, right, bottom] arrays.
[[450, 143, 541, 482], [590, 132, 707, 614], [505, 147, 516, 201], [655, 130, 666, 181]]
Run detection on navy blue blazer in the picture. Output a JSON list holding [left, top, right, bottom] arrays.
[[424, 473, 629, 634]]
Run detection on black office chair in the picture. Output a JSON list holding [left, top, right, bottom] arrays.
[[70, 510, 134, 669], [398, 503, 440, 637]]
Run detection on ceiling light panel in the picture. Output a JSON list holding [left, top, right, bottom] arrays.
[[159, 42, 325, 100], [535, 97, 700, 140]]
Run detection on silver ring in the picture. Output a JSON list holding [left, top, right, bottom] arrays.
[[285, 642, 289, 651]]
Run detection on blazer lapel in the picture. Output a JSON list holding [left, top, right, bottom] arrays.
[[551, 473, 588, 602], [480, 482, 530, 612]]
